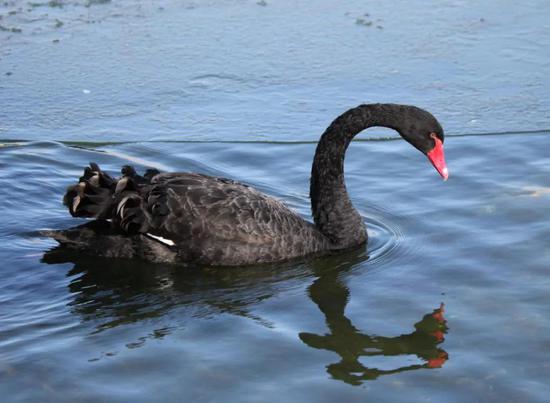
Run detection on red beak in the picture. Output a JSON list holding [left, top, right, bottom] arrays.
[[426, 134, 449, 180]]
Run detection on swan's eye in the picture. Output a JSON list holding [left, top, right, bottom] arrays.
[[429, 132, 443, 145]]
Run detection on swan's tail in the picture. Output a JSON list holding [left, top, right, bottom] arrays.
[[63, 163, 160, 233], [42, 220, 177, 263], [64, 163, 116, 218]]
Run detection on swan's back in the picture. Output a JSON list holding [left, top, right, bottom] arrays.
[[60, 165, 329, 265], [148, 172, 329, 264]]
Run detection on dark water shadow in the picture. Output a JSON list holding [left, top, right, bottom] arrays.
[[42, 238, 448, 384], [43, 245, 312, 332]]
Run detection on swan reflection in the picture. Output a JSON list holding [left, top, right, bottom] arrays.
[[42, 243, 448, 383], [301, 268, 448, 385]]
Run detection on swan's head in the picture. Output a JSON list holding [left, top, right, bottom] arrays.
[[397, 106, 448, 181]]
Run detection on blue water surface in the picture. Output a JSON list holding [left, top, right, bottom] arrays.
[[1, 1, 549, 402]]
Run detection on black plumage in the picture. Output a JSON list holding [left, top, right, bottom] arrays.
[[50, 104, 445, 266]]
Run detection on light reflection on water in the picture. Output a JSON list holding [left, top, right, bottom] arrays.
[[1, 0, 550, 141]]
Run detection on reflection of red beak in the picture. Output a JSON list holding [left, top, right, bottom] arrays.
[[427, 351, 449, 368], [427, 134, 449, 181]]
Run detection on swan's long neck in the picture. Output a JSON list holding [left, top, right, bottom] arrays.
[[310, 104, 405, 248]]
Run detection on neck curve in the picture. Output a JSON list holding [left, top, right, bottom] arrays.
[[310, 103, 409, 248]]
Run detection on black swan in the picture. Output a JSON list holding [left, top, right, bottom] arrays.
[[51, 104, 447, 266]]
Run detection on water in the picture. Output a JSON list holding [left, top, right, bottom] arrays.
[[1, 1, 550, 402]]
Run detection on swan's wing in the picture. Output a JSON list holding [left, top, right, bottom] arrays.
[[146, 173, 309, 245]]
